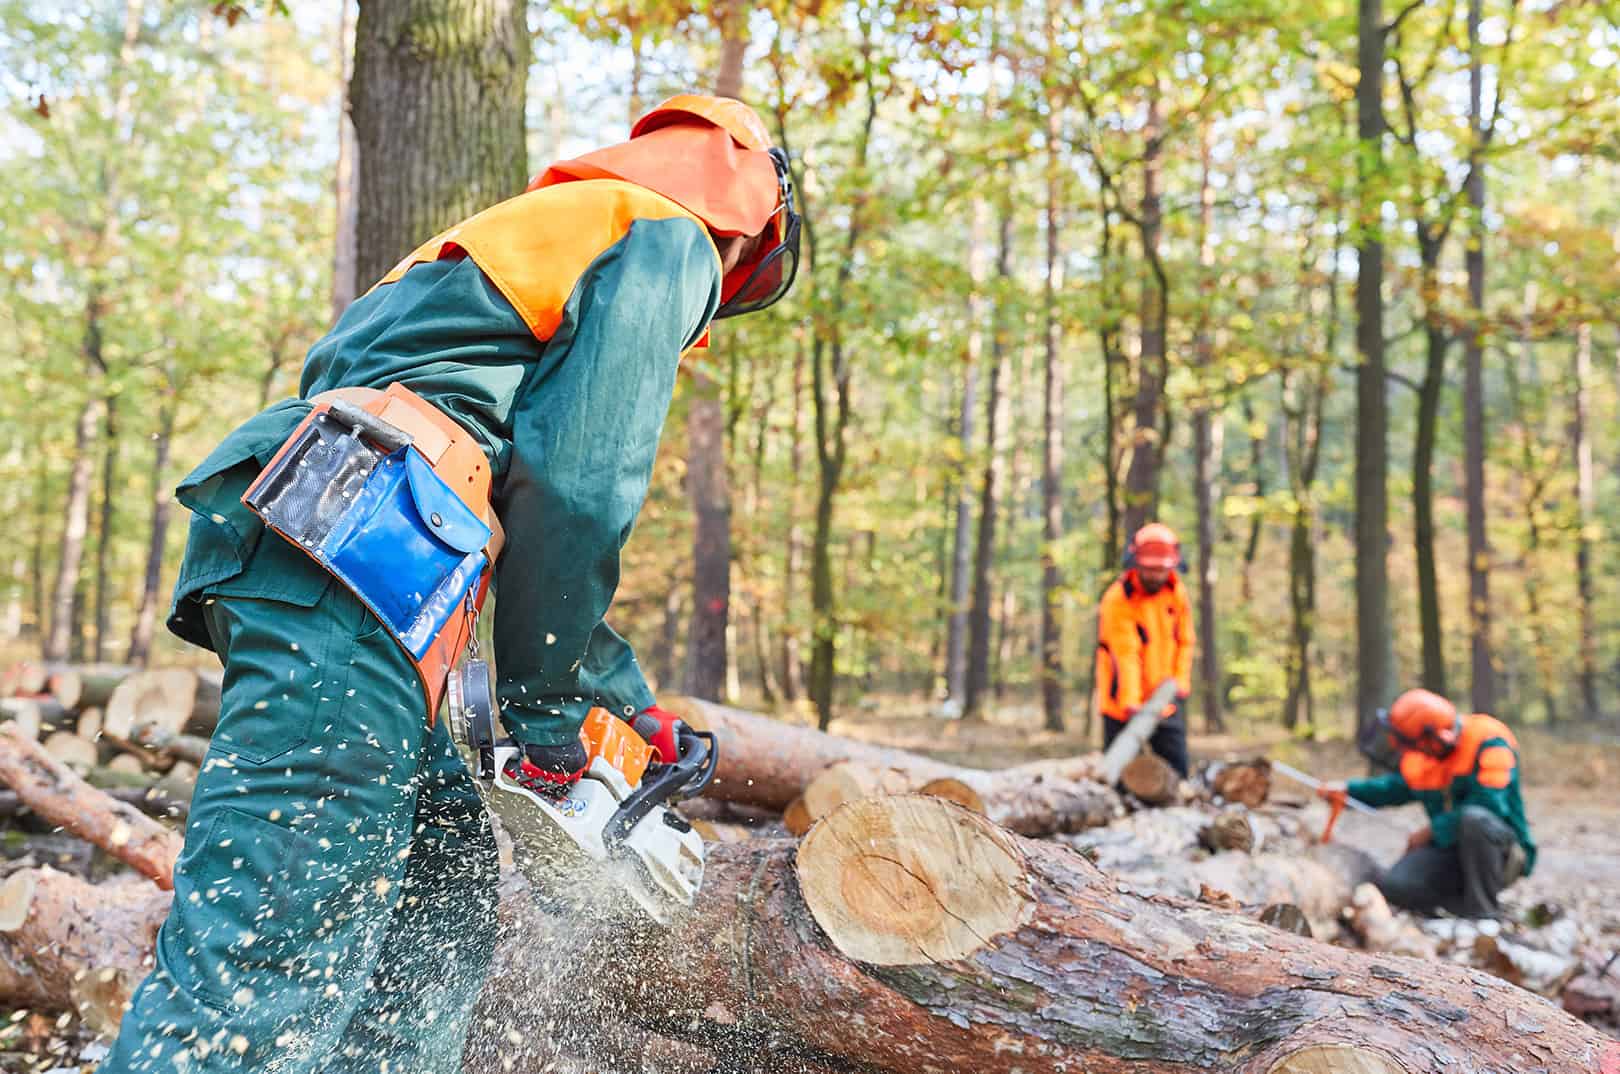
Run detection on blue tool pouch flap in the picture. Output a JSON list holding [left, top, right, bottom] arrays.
[[402, 449, 490, 554], [319, 447, 489, 659]]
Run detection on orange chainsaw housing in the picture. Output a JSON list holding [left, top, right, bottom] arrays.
[[580, 707, 653, 789]]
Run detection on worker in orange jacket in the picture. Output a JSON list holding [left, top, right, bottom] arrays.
[[1095, 523, 1195, 776]]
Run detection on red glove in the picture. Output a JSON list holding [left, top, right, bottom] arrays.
[[629, 704, 684, 765]]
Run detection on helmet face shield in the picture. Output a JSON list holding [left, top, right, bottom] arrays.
[[714, 148, 801, 320]]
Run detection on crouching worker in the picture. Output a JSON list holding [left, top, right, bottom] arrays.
[[101, 94, 800, 1073], [1319, 689, 1536, 920]]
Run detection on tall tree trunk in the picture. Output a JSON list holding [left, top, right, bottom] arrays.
[[1192, 124, 1223, 732], [1239, 396, 1266, 605], [964, 205, 1014, 721], [92, 395, 119, 664], [1122, 89, 1168, 540], [349, 0, 530, 287], [683, 4, 750, 701], [127, 395, 176, 666], [1038, 20, 1065, 733], [1463, 0, 1495, 714], [1505, 315, 1557, 724], [31, 462, 48, 640], [1355, 0, 1394, 735], [781, 337, 805, 702], [332, 0, 359, 316], [46, 298, 108, 663], [1413, 238, 1448, 695], [1572, 321, 1599, 720], [945, 204, 989, 709], [807, 43, 876, 730], [1097, 195, 1125, 572]]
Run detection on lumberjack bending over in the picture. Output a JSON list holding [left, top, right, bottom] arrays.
[[101, 95, 799, 1073], [1319, 688, 1536, 920]]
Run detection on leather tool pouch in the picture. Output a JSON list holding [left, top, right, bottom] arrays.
[[243, 401, 491, 717]]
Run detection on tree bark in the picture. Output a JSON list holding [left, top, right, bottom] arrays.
[[1572, 322, 1599, 719], [92, 395, 119, 664], [1193, 124, 1223, 732], [945, 201, 988, 709], [0, 725, 181, 889], [964, 204, 1014, 721], [684, 3, 751, 702], [349, 0, 530, 288], [46, 391, 103, 663], [1413, 238, 1449, 695], [1038, 22, 1066, 732], [1122, 89, 1168, 540], [1355, 0, 1394, 736], [332, 0, 360, 319], [782, 337, 806, 702], [580, 796, 1617, 1074], [127, 393, 175, 666], [1463, 0, 1496, 714]]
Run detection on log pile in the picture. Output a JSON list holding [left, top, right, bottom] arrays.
[[0, 661, 219, 798], [0, 677, 1616, 1073]]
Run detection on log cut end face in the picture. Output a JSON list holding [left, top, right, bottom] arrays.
[[1266, 1044, 1406, 1074], [796, 795, 1034, 966]]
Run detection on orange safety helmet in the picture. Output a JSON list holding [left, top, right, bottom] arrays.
[[1128, 523, 1182, 571], [1379, 688, 1460, 757], [531, 93, 800, 320]]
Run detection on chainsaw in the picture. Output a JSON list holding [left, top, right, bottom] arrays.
[[447, 661, 717, 923]]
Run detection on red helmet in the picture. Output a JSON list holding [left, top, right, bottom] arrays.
[[1380, 689, 1460, 757], [1129, 523, 1181, 570]]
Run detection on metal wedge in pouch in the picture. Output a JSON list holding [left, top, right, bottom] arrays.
[[450, 698, 717, 924]]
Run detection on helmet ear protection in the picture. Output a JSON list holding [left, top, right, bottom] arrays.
[[712, 147, 801, 320]]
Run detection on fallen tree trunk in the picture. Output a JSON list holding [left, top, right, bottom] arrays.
[[0, 725, 181, 889], [7, 776, 1617, 1074], [583, 796, 1615, 1074], [0, 867, 169, 1034], [664, 696, 1119, 836]]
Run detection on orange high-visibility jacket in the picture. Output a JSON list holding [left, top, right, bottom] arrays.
[[1095, 570, 1195, 722]]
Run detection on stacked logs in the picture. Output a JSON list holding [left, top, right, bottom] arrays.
[[0, 681, 1614, 1074], [0, 661, 219, 798]]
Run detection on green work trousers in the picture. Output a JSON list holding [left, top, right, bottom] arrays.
[[101, 545, 499, 1073]]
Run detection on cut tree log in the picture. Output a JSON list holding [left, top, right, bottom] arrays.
[[47, 664, 135, 711], [558, 794, 1616, 1074], [0, 725, 181, 889], [0, 867, 169, 1035], [916, 776, 986, 815], [1098, 678, 1181, 783], [0, 696, 76, 740], [1199, 806, 1257, 853], [106, 722, 211, 770], [6, 662, 49, 696], [783, 796, 814, 837], [1120, 751, 1179, 805], [42, 729, 98, 771], [1210, 758, 1273, 807], [663, 696, 1119, 836], [103, 667, 221, 743]]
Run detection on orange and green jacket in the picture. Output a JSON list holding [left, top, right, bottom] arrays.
[[167, 179, 722, 748], [1348, 713, 1536, 873], [1095, 570, 1195, 723]]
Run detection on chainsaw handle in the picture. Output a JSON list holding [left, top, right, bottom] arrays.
[[602, 727, 719, 849]]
